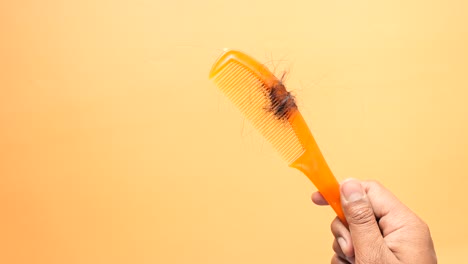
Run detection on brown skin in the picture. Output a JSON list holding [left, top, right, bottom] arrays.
[[312, 179, 437, 264]]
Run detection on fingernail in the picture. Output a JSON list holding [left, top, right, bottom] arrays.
[[341, 179, 364, 202], [337, 237, 347, 252]]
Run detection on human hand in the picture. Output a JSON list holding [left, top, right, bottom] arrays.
[[312, 179, 437, 264]]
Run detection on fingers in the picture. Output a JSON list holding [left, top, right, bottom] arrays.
[[359, 180, 414, 235], [331, 254, 352, 264], [340, 179, 390, 261], [314, 179, 434, 263], [360, 181, 437, 263], [332, 240, 355, 264], [332, 239, 346, 260], [330, 217, 354, 258], [311, 192, 329, 206]]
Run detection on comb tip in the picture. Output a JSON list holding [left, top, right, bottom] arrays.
[[209, 49, 278, 87], [209, 48, 237, 79]]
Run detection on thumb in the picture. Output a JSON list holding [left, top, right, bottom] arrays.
[[340, 179, 387, 259]]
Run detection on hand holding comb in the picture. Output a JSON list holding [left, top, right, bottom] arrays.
[[209, 49, 346, 225]]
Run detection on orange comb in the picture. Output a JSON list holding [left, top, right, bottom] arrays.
[[209, 49, 346, 224]]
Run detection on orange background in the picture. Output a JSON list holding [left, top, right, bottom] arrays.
[[1, 1, 467, 263]]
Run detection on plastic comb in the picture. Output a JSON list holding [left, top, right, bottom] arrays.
[[209, 49, 346, 224]]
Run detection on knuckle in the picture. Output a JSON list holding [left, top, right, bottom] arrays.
[[332, 239, 340, 254], [345, 201, 375, 226], [331, 254, 347, 264], [364, 180, 382, 190], [331, 255, 339, 264], [411, 215, 431, 235], [419, 220, 430, 234], [330, 217, 341, 233], [420, 219, 430, 231]]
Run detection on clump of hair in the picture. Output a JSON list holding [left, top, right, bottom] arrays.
[[265, 72, 297, 120]]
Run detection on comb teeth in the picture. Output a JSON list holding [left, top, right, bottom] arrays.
[[212, 61, 305, 165]]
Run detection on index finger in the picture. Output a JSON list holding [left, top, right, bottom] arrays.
[[312, 191, 329, 206]]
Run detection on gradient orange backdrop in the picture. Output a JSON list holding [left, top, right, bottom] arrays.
[[1, 1, 467, 263]]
